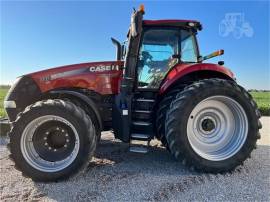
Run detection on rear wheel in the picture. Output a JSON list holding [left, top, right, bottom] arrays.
[[156, 86, 186, 148], [165, 79, 261, 172], [9, 99, 96, 181]]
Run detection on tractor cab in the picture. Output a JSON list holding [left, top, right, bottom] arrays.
[[120, 6, 202, 89], [137, 21, 200, 89], [113, 5, 203, 150]]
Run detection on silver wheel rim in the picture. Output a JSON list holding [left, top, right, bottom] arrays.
[[21, 115, 80, 172], [187, 96, 248, 161]]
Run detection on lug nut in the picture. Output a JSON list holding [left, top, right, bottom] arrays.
[[44, 137, 47, 140], [64, 144, 67, 148], [56, 127, 59, 130], [65, 134, 68, 137], [45, 132, 49, 135], [48, 147, 52, 150], [66, 139, 70, 143], [45, 142, 48, 146], [54, 149, 57, 152], [62, 129, 65, 132]]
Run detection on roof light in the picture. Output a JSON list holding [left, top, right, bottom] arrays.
[[188, 22, 195, 27]]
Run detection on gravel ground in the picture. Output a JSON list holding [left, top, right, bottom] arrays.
[[0, 117, 269, 202]]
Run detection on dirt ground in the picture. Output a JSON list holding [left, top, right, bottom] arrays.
[[0, 117, 269, 201]]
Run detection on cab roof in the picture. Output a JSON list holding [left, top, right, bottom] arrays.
[[143, 19, 202, 31]]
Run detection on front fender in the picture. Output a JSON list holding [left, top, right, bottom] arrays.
[[48, 90, 103, 130]]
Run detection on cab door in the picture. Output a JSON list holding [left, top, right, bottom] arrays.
[[137, 28, 180, 89]]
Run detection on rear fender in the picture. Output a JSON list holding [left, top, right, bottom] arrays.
[[159, 63, 234, 94]]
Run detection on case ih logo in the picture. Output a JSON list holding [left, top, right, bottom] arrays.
[[89, 64, 120, 72]]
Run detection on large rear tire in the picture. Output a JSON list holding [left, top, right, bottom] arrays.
[[9, 99, 96, 181], [165, 79, 261, 172], [156, 89, 181, 148]]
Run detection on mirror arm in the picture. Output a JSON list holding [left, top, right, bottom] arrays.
[[199, 49, 224, 62]]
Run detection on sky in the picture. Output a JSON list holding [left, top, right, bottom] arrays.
[[1, 0, 269, 90]]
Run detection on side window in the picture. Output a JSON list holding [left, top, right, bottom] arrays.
[[138, 29, 179, 88], [181, 30, 197, 63]]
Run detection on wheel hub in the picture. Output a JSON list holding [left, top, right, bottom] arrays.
[[46, 128, 68, 149], [201, 118, 215, 132], [32, 120, 76, 162]]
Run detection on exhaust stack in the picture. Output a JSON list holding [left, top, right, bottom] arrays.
[[111, 38, 121, 61]]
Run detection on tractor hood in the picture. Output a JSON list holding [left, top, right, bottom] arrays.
[[4, 61, 123, 122], [28, 61, 124, 94]]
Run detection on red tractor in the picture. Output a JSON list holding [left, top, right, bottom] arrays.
[[4, 6, 261, 181]]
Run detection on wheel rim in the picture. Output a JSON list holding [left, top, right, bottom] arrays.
[[21, 115, 80, 172], [187, 96, 248, 161]]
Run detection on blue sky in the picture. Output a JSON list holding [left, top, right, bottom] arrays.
[[1, 0, 269, 90]]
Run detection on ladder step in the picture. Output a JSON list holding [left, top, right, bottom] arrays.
[[132, 121, 152, 126], [131, 133, 150, 140], [129, 146, 148, 153], [136, 99, 155, 102], [134, 110, 152, 114]]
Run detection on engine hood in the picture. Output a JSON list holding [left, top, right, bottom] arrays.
[[28, 61, 123, 78], [28, 61, 124, 94]]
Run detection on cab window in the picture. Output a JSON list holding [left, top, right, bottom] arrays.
[[137, 29, 179, 88], [181, 30, 198, 63]]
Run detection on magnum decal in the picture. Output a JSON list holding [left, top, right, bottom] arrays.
[[41, 64, 121, 81]]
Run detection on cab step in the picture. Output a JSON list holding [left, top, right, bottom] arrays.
[[129, 146, 148, 153], [130, 133, 151, 140], [129, 133, 150, 153], [134, 110, 151, 114], [132, 110, 152, 120], [132, 121, 153, 134], [132, 121, 152, 126], [135, 98, 155, 102]]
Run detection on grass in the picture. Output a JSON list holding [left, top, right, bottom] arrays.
[[250, 91, 270, 116], [0, 88, 9, 118], [0, 87, 269, 118]]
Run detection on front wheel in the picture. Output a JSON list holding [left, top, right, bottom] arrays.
[[165, 79, 261, 173], [9, 99, 97, 181]]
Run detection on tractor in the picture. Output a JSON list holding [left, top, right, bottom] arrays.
[[4, 5, 261, 181]]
